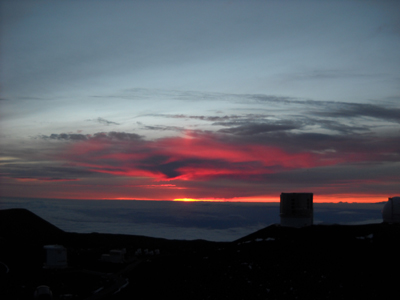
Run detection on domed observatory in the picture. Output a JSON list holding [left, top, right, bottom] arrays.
[[280, 193, 313, 227], [382, 197, 400, 223]]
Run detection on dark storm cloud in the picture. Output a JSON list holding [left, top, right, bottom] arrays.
[[227, 131, 400, 163], [132, 89, 400, 124], [146, 160, 186, 179], [245, 94, 400, 123], [167, 114, 244, 122], [212, 115, 368, 135], [87, 117, 120, 126], [143, 125, 185, 132], [13, 177, 79, 182], [44, 133, 88, 141], [244, 162, 400, 184], [116, 89, 295, 104], [256, 162, 400, 195], [315, 103, 400, 123], [244, 94, 302, 105], [40, 131, 142, 141], [95, 131, 142, 141], [91, 88, 399, 128], [0, 162, 95, 181], [314, 119, 369, 134], [218, 122, 301, 135]]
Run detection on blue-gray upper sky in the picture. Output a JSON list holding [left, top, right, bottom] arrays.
[[1, 1, 399, 201]]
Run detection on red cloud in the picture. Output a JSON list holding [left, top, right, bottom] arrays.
[[61, 132, 343, 181], [15, 177, 79, 182]]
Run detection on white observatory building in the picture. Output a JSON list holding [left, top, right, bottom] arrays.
[[280, 193, 313, 227], [43, 245, 67, 269], [382, 197, 400, 223]]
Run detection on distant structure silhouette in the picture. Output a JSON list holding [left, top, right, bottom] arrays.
[[280, 193, 313, 227], [382, 197, 400, 223], [34, 285, 53, 299], [43, 245, 67, 269]]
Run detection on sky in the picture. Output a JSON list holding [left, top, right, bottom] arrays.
[[1, 0, 399, 202]]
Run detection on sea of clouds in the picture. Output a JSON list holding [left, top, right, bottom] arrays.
[[0, 198, 385, 241]]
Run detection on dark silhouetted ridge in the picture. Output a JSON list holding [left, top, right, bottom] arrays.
[[1, 209, 400, 299], [235, 222, 400, 244], [0, 208, 65, 244]]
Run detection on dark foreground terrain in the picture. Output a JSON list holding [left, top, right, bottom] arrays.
[[1, 208, 399, 300]]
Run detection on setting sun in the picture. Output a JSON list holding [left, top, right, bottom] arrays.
[[173, 198, 224, 202]]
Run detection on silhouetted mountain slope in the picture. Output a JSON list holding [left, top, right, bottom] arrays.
[[235, 222, 400, 244], [0, 208, 65, 244], [1, 209, 400, 300]]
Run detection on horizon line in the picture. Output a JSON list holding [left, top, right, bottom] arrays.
[[0, 195, 392, 204]]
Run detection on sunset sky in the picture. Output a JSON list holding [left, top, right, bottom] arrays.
[[1, 1, 399, 203]]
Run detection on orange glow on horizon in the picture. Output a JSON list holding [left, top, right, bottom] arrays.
[[313, 194, 388, 203], [3, 188, 389, 203], [2, 194, 390, 203], [73, 195, 389, 203], [172, 194, 389, 203], [174, 198, 222, 202]]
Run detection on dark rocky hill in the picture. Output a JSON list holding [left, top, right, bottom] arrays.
[[1, 208, 399, 300], [0, 208, 65, 244]]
